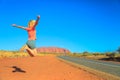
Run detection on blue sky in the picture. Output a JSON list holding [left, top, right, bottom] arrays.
[[0, 0, 120, 52]]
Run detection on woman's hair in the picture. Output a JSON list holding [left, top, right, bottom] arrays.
[[28, 20, 36, 27]]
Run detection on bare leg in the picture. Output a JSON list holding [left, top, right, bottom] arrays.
[[20, 45, 27, 52], [33, 48, 37, 56], [20, 45, 36, 57], [26, 49, 35, 57]]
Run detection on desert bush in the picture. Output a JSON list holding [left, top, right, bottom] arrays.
[[93, 52, 100, 56], [105, 52, 116, 60]]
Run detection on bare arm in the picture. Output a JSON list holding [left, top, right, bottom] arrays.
[[12, 24, 26, 30], [34, 15, 40, 27]]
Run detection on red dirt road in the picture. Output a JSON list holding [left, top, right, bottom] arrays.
[[0, 55, 104, 80]]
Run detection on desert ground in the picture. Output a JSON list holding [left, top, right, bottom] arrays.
[[0, 55, 104, 80]]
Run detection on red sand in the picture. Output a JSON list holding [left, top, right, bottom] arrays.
[[0, 55, 104, 80]]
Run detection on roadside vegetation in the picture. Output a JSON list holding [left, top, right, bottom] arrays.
[[69, 47, 120, 62], [70, 52, 120, 60]]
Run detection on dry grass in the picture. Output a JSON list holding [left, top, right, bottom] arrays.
[[85, 55, 108, 60], [0, 50, 28, 59], [0, 50, 46, 59]]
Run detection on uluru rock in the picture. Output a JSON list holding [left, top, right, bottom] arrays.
[[37, 47, 70, 54]]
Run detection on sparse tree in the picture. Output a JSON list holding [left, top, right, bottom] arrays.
[[82, 51, 89, 57], [117, 47, 120, 54], [73, 52, 77, 56]]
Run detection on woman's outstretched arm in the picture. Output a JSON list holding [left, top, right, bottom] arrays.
[[12, 24, 26, 30]]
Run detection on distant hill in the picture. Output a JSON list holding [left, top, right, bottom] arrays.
[[37, 47, 70, 54]]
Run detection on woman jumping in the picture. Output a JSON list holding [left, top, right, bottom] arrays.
[[12, 15, 40, 57]]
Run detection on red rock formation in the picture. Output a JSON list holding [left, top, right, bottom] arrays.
[[37, 47, 70, 54]]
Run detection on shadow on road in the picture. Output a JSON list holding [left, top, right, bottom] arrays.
[[99, 57, 120, 62]]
